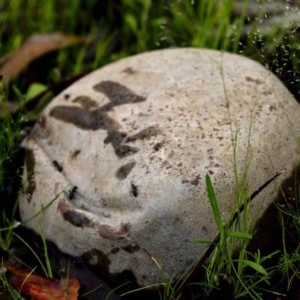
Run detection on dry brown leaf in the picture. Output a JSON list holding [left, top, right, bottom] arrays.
[[0, 32, 86, 82], [5, 263, 80, 300]]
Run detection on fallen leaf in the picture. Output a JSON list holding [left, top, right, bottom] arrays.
[[5, 263, 80, 300], [0, 32, 86, 82]]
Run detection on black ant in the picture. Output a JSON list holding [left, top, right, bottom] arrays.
[[68, 185, 78, 200]]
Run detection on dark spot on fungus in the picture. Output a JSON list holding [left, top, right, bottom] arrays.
[[130, 182, 138, 197], [64, 94, 70, 100], [72, 95, 98, 109], [202, 226, 208, 234], [122, 67, 136, 74], [97, 223, 130, 239], [62, 210, 91, 227], [245, 76, 263, 84], [263, 90, 272, 96], [115, 161, 136, 180], [58, 199, 91, 227], [104, 131, 138, 157], [52, 160, 63, 172], [111, 248, 120, 254], [190, 174, 201, 186], [49, 106, 120, 131], [153, 142, 164, 151], [93, 80, 146, 109], [125, 126, 161, 143], [70, 149, 81, 159], [24, 149, 36, 203], [120, 132, 127, 138], [50, 80, 147, 158], [82, 249, 111, 276], [122, 244, 140, 253]]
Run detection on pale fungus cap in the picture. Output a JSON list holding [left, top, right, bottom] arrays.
[[19, 48, 300, 286]]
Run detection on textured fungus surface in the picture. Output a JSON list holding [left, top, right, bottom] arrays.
[[19, 48, 300, 286]]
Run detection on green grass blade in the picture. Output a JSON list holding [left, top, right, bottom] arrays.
[[240, 260, 268, 276], [206, 174, 223, 236], [227, 231, 252, 240], [193, 238, 212, 244], [12, 232, 50, 278]]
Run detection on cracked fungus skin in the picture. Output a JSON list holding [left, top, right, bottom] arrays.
[[19, 48, 300, 286]]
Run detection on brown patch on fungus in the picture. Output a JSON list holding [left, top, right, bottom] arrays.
[[62, 210, 91, 228], [64, 94, 70, 100], [70, 149, 81, 159], [190, 174, 201, 186], [122, 67, 136, 74], [72, 95, 98, 109], [115, 161, 136, 180], [104, 131, 138, 157], [124, 126, 161, 143], [97, 223, 130, 239], [153, 142, 164, 151], [111, 248, 120, 254], [82, 249, 111, 275], [49, 106, 120, 131], [122, 244, 140, 253], [93, 80, 146, 109], [49, 80, 148, 158], [245, 76, 263, 84], [57, 199, 91, 228]]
